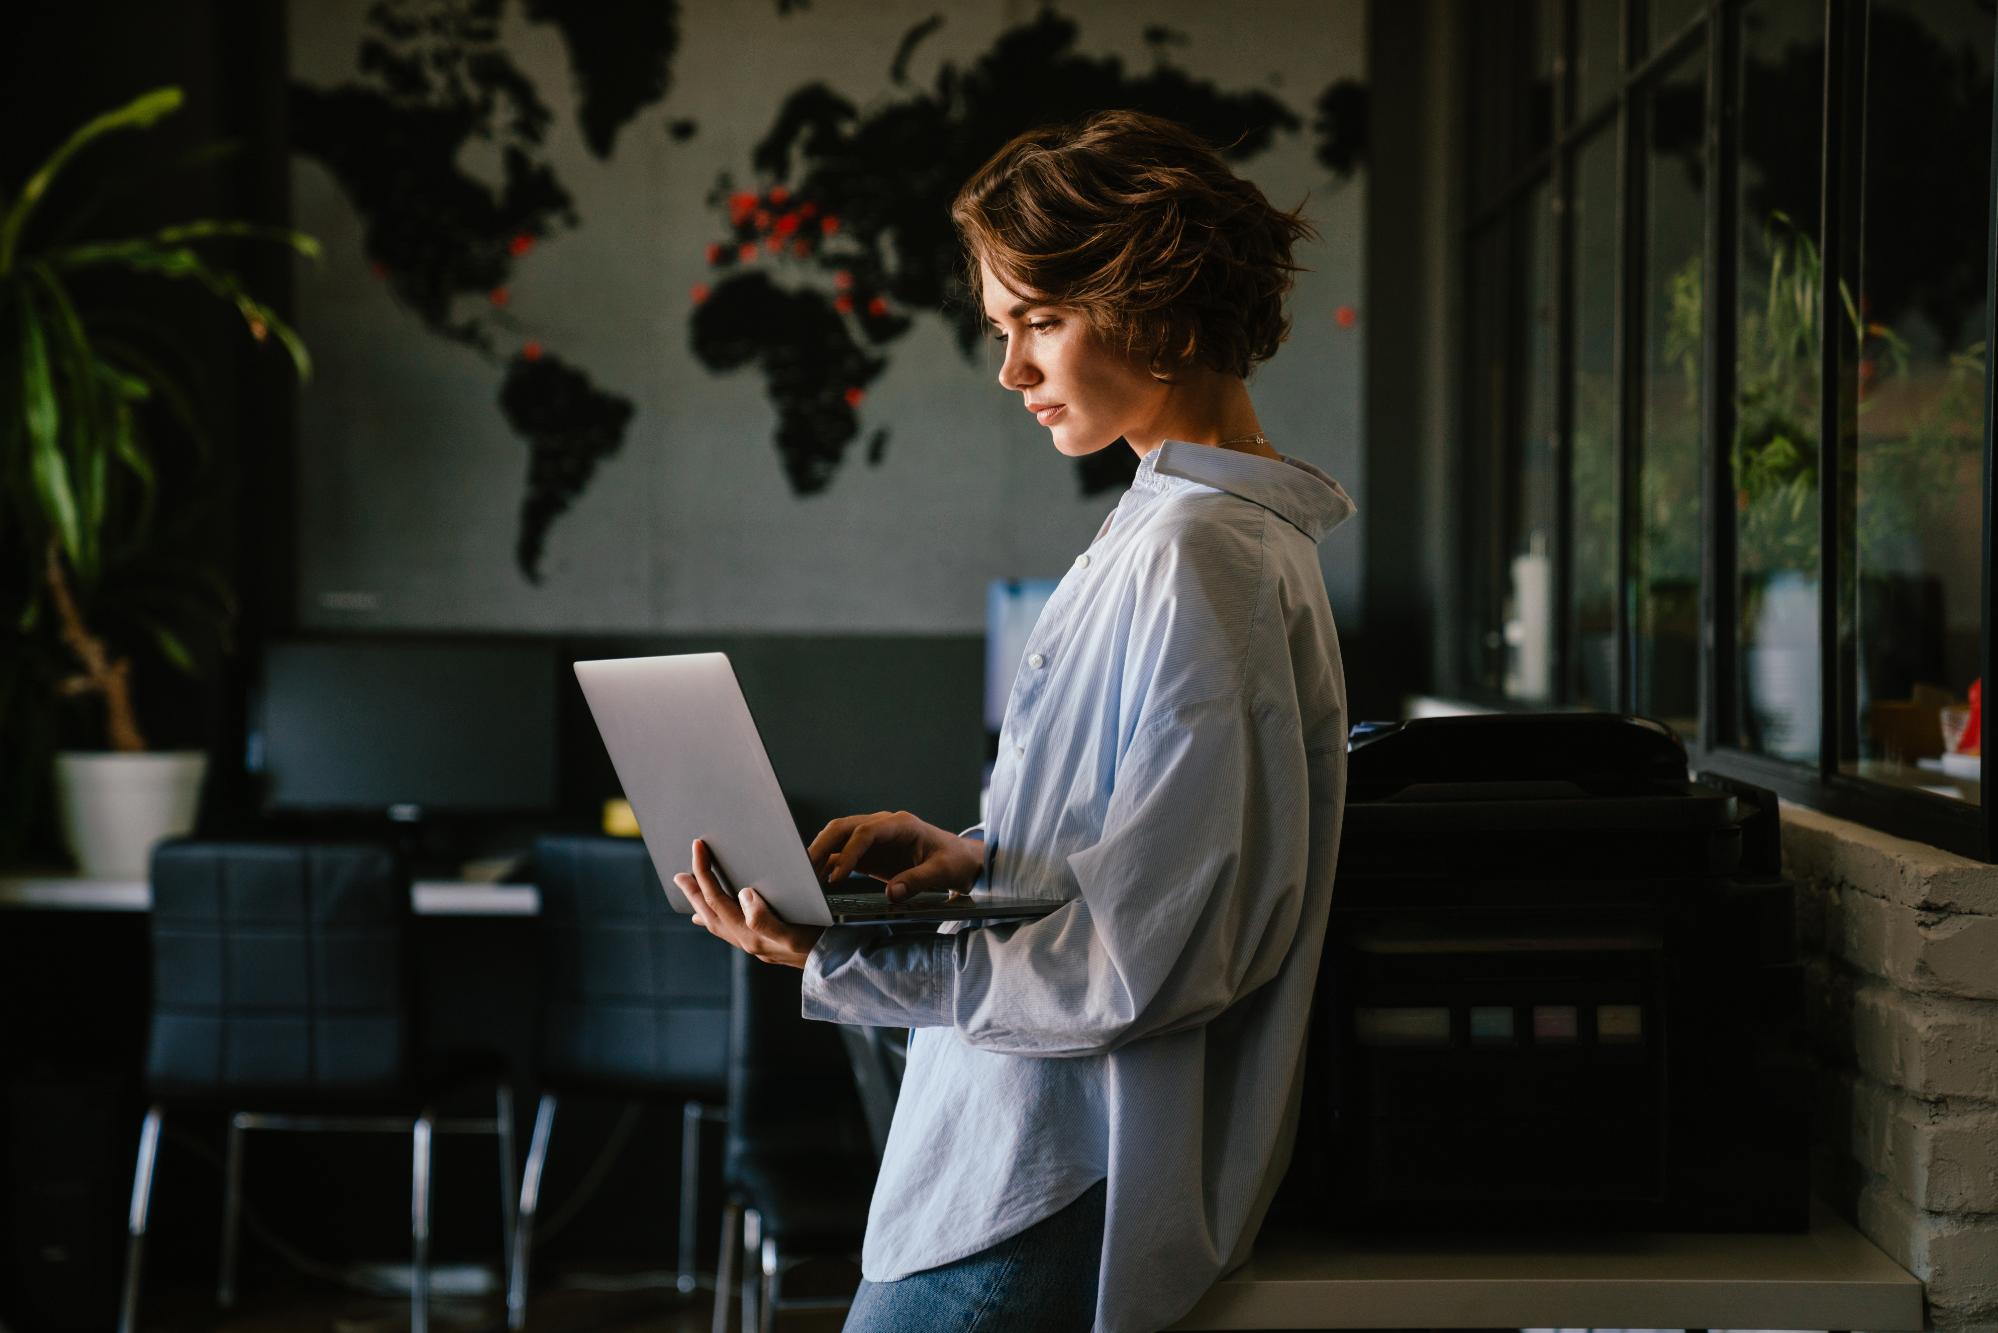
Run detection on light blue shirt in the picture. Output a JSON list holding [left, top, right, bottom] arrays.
[[802, 439, 1357, 1333]]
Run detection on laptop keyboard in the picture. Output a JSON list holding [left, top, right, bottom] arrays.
[[826, 891, 958, 912]]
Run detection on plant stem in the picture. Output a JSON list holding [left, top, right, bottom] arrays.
[[44, 539, 147, 752]]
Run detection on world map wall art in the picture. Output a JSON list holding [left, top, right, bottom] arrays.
[[288, 0, 1367, 633]]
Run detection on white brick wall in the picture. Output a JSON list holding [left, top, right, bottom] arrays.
[[1831, 886, 1998, 999], [1853, 984, 1998, 1101], [1850, 1078, 1998, 1214], [1784, 802, 1998, 1331]]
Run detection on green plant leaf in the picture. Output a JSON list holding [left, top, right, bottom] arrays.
[[3, 87, 305, 731], [48, 140, 248, 246], [0, 87, 184, 274], [150, 622, 196, 674], [153, 220, 323, 262], [83, 403, 114, 549], [100, 396, 140, 534], [26, 262, 113, 578], [246, 301, 313, 382], [94, 358, 152, 402], [93, 335, 212, 467], [17, 295, 82, 564], [46, 238, 202, 273], [46, 243, 313, 381]]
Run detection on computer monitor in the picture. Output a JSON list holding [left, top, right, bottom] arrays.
[[251, 638, 559, 820]]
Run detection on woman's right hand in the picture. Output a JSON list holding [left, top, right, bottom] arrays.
[[806, 810, 983, 903]]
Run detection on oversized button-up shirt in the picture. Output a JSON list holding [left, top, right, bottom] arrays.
[[802, 439, 1357, 1332]]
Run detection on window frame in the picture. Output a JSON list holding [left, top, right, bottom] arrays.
[[1453, 0, 1998, 861]]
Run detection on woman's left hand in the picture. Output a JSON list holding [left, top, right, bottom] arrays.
[[674, 837, 825, 969]]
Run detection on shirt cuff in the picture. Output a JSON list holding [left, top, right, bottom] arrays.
[[956, 824, 991, 892], [801, 925, 956, 1029]]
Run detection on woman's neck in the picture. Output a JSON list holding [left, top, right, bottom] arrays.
[[1123, 370, 1276, 459]]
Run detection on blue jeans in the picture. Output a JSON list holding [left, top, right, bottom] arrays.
[[843, 1178, 1107, 1332]]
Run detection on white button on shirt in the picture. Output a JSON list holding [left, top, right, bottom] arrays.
[[803, 440, 1358, 1333], [1075, 553, 1090, 568], [1027, 652, 1046, 669]]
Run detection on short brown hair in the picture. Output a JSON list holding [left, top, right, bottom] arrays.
[[951, 109, 1316, 381]]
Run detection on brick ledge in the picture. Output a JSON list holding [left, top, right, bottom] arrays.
[[1781, 800, 1998, 916]]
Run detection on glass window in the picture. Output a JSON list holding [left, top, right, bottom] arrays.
[[1470, 2, 1560, 210], [1464, 220, 1510, 694], [1652, 0, 1709, 54], [1535, 0, 1561, 137], [1504, 180, 1561, 703], [1636, 47, 1708, 741], [1840, 0, 1992, 806], [1578, 1, 1623, 119], [1734, 0, 1826, 763], [1454, 0, 1995, 857], [1570, 128, 1620, 710]]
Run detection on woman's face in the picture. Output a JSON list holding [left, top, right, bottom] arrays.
[[980, 259, 1164, 457]]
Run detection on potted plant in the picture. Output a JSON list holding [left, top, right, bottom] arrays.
[[1, 87, 316, 877]]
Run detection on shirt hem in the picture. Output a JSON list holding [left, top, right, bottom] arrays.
[[859, 1173, 1108, 1284]]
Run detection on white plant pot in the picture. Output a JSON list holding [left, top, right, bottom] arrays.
[[54, 749, 209, 880], [1746, 572, 1820, 763]]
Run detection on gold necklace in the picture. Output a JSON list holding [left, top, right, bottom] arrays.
[[1215, 432, 1271, 450]]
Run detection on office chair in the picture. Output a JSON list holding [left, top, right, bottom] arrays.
[[713, 948, 877, 1333], [508, 834, 730, 1329], [120, 839, 516, 1333]]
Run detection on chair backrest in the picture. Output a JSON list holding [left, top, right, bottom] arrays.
[[531, 834, 729, 1093], [146, 839, 412, 1105], [724, 948, 874, 1177]]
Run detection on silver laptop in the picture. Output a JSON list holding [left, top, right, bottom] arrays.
[[573, 652, 1061, 926]]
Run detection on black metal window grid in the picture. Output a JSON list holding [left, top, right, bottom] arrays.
[[1454, 0, 1998, 861]]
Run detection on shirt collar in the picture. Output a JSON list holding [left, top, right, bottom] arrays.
[[1130, 439, 1358, 543]]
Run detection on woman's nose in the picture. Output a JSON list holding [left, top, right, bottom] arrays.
[[998, 343, 1037, 392]]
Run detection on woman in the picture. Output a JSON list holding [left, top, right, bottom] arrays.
[[675, 108, 1355, 1332]]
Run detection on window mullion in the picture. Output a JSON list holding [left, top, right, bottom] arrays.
[[1700, 4, 1740, 753], [1816, 0, 1858, 782], [1614, 0, 1647, 714], [1553, 0, 1579, 704], [1981, 16, 1998, 859]]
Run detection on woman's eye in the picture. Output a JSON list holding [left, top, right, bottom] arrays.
[[989, 319, 1059, 347]]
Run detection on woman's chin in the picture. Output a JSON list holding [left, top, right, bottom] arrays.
[[1050, 425, 1119, 457]]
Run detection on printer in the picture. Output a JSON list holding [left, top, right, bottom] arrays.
[[1279, 712, 1807, 1232]]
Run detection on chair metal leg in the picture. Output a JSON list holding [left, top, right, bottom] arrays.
[[218, 1114, 246, 1307], [117, 1104, 164, 1333], [739, 1207, 763, 1333], [411, 1111, 434, 1333], [712, 1199, 742, 1333], [678, 1098, 703, 1294], [507, 1093, 556, 1331], [496, 1084, 519, 1295], [758, 1234, 778, 1333]]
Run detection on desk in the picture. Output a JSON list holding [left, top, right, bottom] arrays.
[[1171, 1199, 1923, 1329], [0, 873, 541, 916]]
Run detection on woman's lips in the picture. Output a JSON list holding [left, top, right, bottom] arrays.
[[1034, 404, 1066, 425]]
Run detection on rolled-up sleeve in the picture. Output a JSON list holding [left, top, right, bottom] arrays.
[[803, 694, 1307, 1056]]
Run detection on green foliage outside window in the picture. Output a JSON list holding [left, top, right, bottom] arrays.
[[1652, 212, 1985, 610]]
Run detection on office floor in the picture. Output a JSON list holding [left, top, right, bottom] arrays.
[[142, 1271, 851, 1332]]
